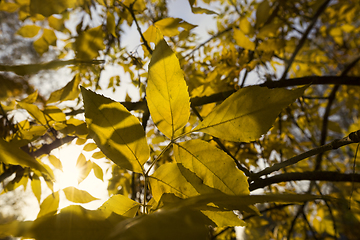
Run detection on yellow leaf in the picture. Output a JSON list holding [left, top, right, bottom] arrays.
[[47, 75, 81, 103], [240, 17, 254, 36], [48, 155, 63, 171], [174, 139, 249, 195], [143, 25, 163, 50], [149, 163, 217, 202], [201, 211, 245, 227], [154, 18, 196, 37], [29, 0, 79, 17], [99, 194, 140, 218], [0, 138, 50, 176], [233, 28, 255, 51], [48, 15, 65, 31], [63, 186, 99, 203], [37, 191, 60, 218], [107, 11, 116, 36], [75, 25, 105, 60], [31, 174, 42, 203], [193, 86, 306, 142], [17, 25, 41, 38], [92, 151, 105, 159], [33, 36, 49, 55], [29, 205, 126, 240], [92, 162, 103, 181], [20, 90, 38, 104], [0, 2, 19, 12], [81, 87, 149, 173], [255, 0, 271, 29], [76, 153, 92, 183], [83, 142, 98, 151], [43, 106, 66, 122], [146, 39, 190, 139], [43, 28, 57, 46], [17, 101, 47, 125]]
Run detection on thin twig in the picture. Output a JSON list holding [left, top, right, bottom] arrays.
[[280, 0, 331, 80]]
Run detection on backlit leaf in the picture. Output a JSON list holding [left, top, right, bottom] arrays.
[[47, 75, 81, 104], [48, 155, 63, 171], [202, 211, 245, 227], [63, 186, 99, 203], [107, 11, 116, 36], [37, 191, 60, 218], [233, 28, 255, 51], [0, 138, 50, 176], [27, 205, 126, 240], [99, 194, 140, 218], [17, 25, 41, 38], [146, 39, 190, 139], [33, 36, 49, 56], [17, 101, 47, 125], [108, 207, 210, 240], [81, 87, 149, 173], [92, 162, 103, 181], [174, 139, 249, 195], [31, 174, 42, 203], [193, 86, 306, 142], [149, 163, 218, 202], [83, 142, 97, 151], [75, 25, 105, 60], [154, 18, 196, 37], [30, 0, 79, 17], [42, 28, 57, 46], [255, 0, 271, 29]]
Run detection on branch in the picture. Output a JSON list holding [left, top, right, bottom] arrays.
[[249, 171, 360, 191], [260, 76, 360, 89], [28, 136, 76, 158], [280, 0, 331, 80], [0, 59, 104, 76], [249, 130, 360, 181]]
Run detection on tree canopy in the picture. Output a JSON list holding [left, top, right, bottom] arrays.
[[0, 0, 360, 239]]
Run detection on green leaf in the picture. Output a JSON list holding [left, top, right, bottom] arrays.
[[233, 28, 255, 51], [63, 186, 99, 203], [81, 87, 149, 173], [146, 39, 191, 139], [174, 139, 249, 195], [108, 207, 210, 240], [192, 86, 306, 142], [75, 25, 105, 60], [99, 194, 140, 218], [37, 191, 60, 218], [0, 138, 50, 176], [47, 75, 81, 104], [17, 101, 47, 125], [17, 25, 41, 38], [31, 174, 42, 203]]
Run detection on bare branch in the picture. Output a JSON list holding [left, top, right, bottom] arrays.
[[249, 171, 360, 191], [249, 130, 360, 181]]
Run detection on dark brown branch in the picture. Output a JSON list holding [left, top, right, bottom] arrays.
[[249, 171, 360, 191], [260, 76, 360, 89], [280, 0, 331, 80], [249, 130, 360, 181], [29, 136, 76, 158]]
